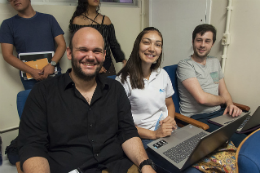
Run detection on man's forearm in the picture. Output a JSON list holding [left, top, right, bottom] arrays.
[[51, 44, 65, 63], [221, 92, 233, 106], [1, 43, 35, 73], [122, 137, 149, 166], [219, 79, 234, 106], [182, 78, 225, 106], [3, 54, 35, 74], [23, 157, 50, 173], [51, 35, 66, 63], [200, 92, 226, 106], [122, 137, 155, 173]]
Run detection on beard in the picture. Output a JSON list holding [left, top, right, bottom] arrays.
[[71, 54, 103, 81], [193, 46, 211, 60]]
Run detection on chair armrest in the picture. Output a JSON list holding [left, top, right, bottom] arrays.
[[233, 103, 250, 112], [16, 161, 23, 173], [175, 113, 209, 130]]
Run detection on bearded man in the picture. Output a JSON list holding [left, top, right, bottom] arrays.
[[18, 27, 156, 173]]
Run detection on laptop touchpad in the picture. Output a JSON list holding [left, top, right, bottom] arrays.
[[173, 130, 192, 140]]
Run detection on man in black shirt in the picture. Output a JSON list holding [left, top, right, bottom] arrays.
[[18, 27, 156, 173]]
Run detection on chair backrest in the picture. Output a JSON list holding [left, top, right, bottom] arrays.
[[163, 65, 180, 113], [17, 89, 31, 118], [236, 128, 260, 173]]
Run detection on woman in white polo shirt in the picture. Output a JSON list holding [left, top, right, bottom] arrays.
[[116, 27, 177, 149]]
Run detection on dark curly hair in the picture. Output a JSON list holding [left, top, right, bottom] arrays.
[[69, 0, 100, 32], [117, 27, 163, 89]]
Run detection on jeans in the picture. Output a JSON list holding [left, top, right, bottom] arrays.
[[191, 107, 247, 147], [20, 65, 61, 90]]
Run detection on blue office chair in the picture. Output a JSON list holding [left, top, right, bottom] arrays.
[[163, 65, 180, 113], [17, 89, 31, 118], [236, 128, 260, 173]]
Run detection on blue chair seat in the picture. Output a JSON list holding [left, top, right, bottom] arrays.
[[236, 128, 260, 172]]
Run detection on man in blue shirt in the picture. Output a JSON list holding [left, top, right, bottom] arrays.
[[0, 0, 66, 89]]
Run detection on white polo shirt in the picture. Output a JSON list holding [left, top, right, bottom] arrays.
[[116, 68, 174, 130]]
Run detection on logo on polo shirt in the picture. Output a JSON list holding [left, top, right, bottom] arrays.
[[159, 89, 165, 93]]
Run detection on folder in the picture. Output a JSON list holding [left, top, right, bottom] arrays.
[[19, 51, 57, 80]]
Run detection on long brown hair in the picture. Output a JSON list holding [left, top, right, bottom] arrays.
[[117, 27, 163, 89]]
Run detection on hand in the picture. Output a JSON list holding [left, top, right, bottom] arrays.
[[141, 165, 156, 173], [223, 104, 242, 117], [122, 59, 127, 66], [154, 122, 173, 138], [30, 68, 44, 81], [160, 116, 177, 130], [42, 64, 55, 79], [99, 66, 107, 73]]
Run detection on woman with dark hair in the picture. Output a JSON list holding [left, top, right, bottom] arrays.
[[116, 27, 202, 173], [69, 0, 126, 76], [116, 27, 177, 147]]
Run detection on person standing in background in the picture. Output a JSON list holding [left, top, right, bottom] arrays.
[[0, 0, 66, 90], [69, 0, 126, 77]]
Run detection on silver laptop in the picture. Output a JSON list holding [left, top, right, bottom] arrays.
[[147, 115, 247, 171], [209, 107, 260, 132]]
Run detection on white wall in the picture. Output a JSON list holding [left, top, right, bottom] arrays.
[[210, 0, 259, 113], [209, 0, 228, 60], [222, 0, 260, 113], [149, 0, 212, 66], [0, 2, 143, 131]]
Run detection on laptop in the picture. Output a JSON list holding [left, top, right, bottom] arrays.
[[147, 114, 247, 171], [209, 107, 260, 133]]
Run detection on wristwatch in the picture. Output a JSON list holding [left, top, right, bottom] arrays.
[[50, 61, 57, 66], [138, 159, 156, 172]]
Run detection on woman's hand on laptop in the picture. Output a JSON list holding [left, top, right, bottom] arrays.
[[154, 116, 177, 139], [154, 124, 172, 138], [160, 116, 177, 130]]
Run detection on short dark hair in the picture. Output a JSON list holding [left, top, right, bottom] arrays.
[[192, 24, 217, 43], [117, 27, 163, 89]]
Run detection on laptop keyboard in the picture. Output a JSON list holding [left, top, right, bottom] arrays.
[[238, 116, 251, 129], [163, 132, 208, 163]]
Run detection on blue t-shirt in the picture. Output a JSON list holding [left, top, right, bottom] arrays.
[[0, 12, 64, 55]]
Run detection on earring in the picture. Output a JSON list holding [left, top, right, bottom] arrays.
[[153, 61, 157, 64]]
